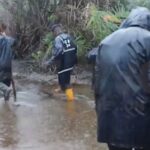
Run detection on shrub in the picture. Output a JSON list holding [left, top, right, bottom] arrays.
[[85, 4, 120, 44], [32, 32, 53, 61], [50, 4, 129, 62]]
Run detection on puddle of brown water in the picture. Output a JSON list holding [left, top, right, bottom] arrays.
[[0, 79, 107, 150], [40, 82, 94, 101]]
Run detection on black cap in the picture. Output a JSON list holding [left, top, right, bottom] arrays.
[[50, 24, 62, 32]]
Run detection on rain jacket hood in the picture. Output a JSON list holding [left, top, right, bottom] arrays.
[[120, 7, 150, 31]]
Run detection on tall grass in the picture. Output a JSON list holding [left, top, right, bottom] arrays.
[[85, 5, 119, 44], [40, 3, 129, 62]]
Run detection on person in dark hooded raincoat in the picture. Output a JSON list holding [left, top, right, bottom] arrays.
[[95, 7, 150, 150], [44, 24, 77, 92], [0, 23, 14, 101]]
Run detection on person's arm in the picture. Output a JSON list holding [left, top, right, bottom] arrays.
[[52, 37, 63, 60], [45, 37, 63, 65]]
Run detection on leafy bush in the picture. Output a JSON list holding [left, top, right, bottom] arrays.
[[85, 5, 119, 44], [0, 0, 130, 63], [74, 4, 129, 61], [33, 3, 129, 63], [0, 0, 58, 58], [32, 32, 53, 61], [113, 5, 129, 19], [75, 33, 91, 60]]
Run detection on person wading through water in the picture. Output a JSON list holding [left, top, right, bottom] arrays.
[[0, 23, 13, 101], [43, 24, 77, 101], [95, 7, 150, 150]]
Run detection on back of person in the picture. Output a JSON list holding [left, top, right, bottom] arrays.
[[95, 7, 150, 150], [0, 34, 14, 101], [54, 33, 77, 71], [0, 35, 13, 86]]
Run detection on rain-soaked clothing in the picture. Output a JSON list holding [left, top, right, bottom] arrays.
[[0, 36, 14, 88], [50, 33, 77, 90], [95, 7, 150, 149], [0, 35, 13, 100]]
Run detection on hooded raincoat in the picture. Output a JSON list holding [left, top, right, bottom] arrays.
[[95, 7, 150, 148], [0, 36, 14, 86]]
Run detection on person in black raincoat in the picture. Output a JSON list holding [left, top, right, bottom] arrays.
[[0, 24, 14, 101], [44, 24, 77, 92], [95, 7, 150, 150]]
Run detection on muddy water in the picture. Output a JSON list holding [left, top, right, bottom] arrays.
[[0, 78, 107, 150]]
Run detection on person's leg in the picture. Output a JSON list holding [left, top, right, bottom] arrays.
[[63, 71, 74, 101], [58, 71, 71, 91], [0, 90, 3, 97], [0, 82, 9, 93], [108, 145, 132, 150], [64, 71, 71, 88], [0, 82, 11, 101], [58, 72, 66, 91]]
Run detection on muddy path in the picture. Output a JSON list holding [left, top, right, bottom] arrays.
[[0, 61, 107, 150]]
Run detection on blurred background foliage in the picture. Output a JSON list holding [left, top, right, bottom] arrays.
[[0, 0, 149, 62]]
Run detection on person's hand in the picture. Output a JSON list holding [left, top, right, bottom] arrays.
[[42, 58, 54, 70], [41, 61, 50, 70]]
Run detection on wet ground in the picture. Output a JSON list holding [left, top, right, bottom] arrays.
[[0, 62, 108, 150]]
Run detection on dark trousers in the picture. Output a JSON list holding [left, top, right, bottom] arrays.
[[108, 145, 149, 150], [58, 70, 71, 91], [3, 78, 11, 86]]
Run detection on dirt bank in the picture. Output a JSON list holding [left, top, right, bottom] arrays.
[[12, 60, 93, 86]]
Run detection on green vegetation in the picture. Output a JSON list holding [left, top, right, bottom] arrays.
[[41, 3, 129, 62], [0, 0, 149, 62], [32, 33, 53, 61]]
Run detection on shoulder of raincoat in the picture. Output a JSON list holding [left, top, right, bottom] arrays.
[[95, 7, 150, 148]]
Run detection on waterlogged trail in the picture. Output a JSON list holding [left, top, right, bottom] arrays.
[[0, 61, 107, 150]]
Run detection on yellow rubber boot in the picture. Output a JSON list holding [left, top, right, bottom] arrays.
[[65, 88, 74, 101]]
